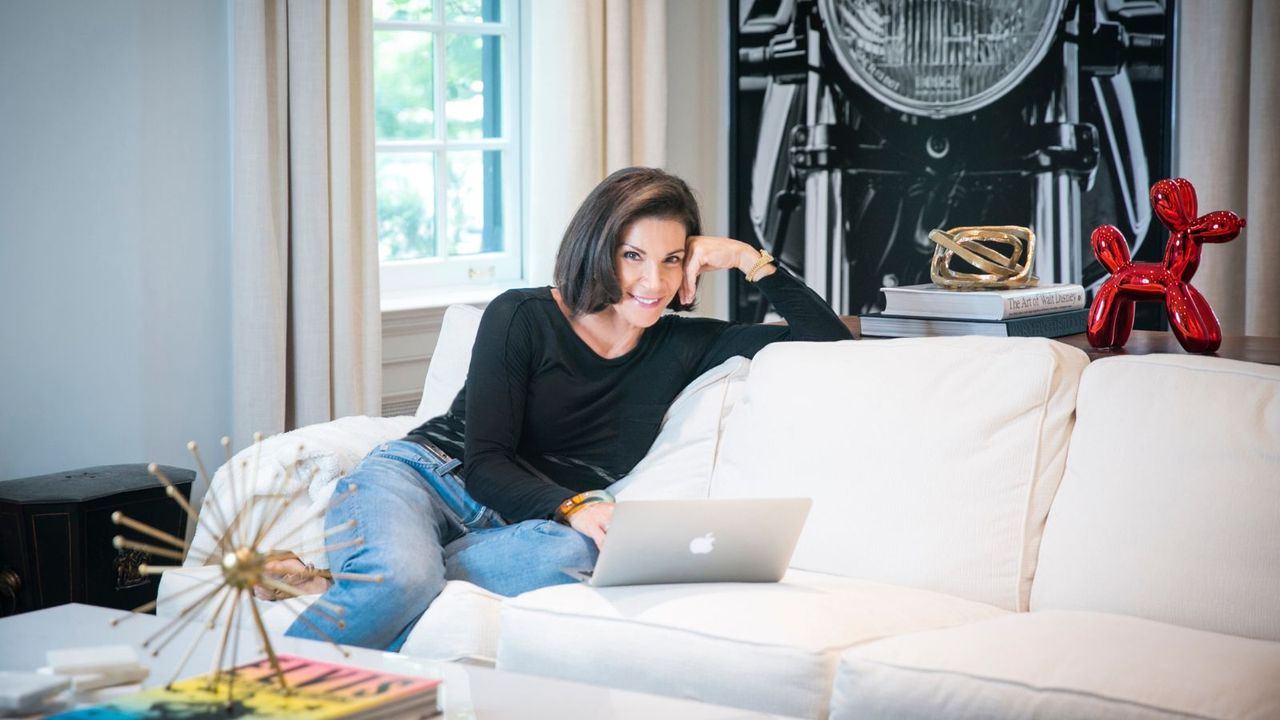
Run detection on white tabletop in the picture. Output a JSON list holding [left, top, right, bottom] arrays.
[[0, 603, 778, 719]]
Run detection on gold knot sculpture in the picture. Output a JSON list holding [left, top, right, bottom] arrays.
[[928, 225, 1038, 289]]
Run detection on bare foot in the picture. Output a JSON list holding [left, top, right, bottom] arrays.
[[254, 557, 332, 600]]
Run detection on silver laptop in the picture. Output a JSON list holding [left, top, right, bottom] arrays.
[[563, 498, 812, 587]]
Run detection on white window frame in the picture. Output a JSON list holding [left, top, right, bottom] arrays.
[[375, 0, 523, 303]]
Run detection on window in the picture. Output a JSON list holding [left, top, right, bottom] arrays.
[[373, 0, 522, 300]]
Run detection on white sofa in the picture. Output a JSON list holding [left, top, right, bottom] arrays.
[[158, 305, 1280, 719]]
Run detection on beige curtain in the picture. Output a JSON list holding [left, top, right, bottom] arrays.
[[1177, 0, 1280, 337], [527, 0, 667, 285], [232, 0, 381, 446]]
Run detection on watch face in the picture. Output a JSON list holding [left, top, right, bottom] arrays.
[[818, 0, 1067, 118]]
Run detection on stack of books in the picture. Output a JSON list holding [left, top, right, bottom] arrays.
[[860, 283, 1088, 338]]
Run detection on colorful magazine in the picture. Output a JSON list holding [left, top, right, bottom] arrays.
[[50, 654, 440, 719]]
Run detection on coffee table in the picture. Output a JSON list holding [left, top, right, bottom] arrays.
[[0, 604, 781, 719]]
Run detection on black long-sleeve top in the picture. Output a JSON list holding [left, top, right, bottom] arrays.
[[406, 267, 852, 523]]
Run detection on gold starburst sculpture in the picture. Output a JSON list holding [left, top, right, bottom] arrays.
[[929, 225, 1038, 289], [107, 434, 381, 704]]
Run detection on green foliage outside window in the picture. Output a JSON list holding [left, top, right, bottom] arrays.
[[375, 0, 505, 264]]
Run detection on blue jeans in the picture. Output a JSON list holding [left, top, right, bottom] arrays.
[[284, 440, 598, 651]]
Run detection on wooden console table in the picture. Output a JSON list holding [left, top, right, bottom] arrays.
[[1053, 331, 1280, 365], [839, 317, 1280, 367]]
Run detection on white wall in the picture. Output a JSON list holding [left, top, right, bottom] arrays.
[[0, 1, 232, 481], [666, 0, 730, 320]]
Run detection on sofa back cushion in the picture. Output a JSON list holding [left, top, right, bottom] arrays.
[[611, 356, 751, 500], [416, 304, 484, 419], [1031, 354, 1280, 641], [710, 337, 1090, 611]]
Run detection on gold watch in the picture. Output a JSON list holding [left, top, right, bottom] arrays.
[[745, 249, 775, 282]]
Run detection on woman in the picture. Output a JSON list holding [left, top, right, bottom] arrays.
[[267, 167, 852, 651]]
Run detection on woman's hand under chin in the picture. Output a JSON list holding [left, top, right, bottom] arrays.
[[567, 501, 615, 551], [680, 236, 775, 304]]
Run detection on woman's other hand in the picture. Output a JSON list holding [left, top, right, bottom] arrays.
[[253, 555, 331, 600], [567, 501, 615, 550], [681, 236, 775, 304]]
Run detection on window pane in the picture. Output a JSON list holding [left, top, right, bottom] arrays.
[[374, 31, 434, 140], [446, 33, 501, 140], [373, 0, 433, 22], [446, 0, 500, 23], [377, 154, 437, 261], [446, 151, 504, 256]]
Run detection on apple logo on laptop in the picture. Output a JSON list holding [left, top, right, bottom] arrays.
[[689, 532, 716, 555]]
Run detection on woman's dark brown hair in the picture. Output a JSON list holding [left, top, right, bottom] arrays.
[[554, 166, 702, 316]]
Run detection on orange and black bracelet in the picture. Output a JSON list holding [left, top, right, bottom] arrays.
[[554, 490, 615, 524]]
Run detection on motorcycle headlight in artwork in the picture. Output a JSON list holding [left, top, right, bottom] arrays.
[[730, 0, 1173, 322], [817, 0, 1067, 118]]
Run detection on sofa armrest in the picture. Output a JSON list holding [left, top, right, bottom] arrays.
[[185, 415, 418, 567]]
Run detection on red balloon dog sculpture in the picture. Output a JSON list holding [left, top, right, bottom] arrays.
[[1087, 178, 1246, 353]]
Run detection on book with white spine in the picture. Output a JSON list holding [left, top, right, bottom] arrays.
[[880, 283, 1086, 320]]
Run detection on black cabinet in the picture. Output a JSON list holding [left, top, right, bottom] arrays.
[[0, 465, 193, 616]]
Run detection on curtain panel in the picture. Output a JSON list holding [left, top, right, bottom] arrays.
[[232, 0, 381, 446], [527, 0, 668, 286], [1178, 0, 1280, 337]]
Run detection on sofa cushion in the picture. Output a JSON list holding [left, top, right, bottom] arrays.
[[830, 610, 1280, 720], [710, 337, 1090, 611], [415, 303, 483, 419], [1031, 355, 1280, 642], [396, 580, 506, 663], [496, 568, 1007, 719], [610, 356, 750, 500], [158, 565, 505, 663]]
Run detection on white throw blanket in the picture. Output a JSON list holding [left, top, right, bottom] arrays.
[[184, 415, 418, 569]]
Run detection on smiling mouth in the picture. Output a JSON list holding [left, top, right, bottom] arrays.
[[628, 293, 664, 307]]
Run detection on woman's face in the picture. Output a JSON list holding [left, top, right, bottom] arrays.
[[612, 216, 688, 329]]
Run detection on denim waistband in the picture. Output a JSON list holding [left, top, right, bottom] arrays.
[[375, 439, 503, 530], [400, 435, 464, 476]]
